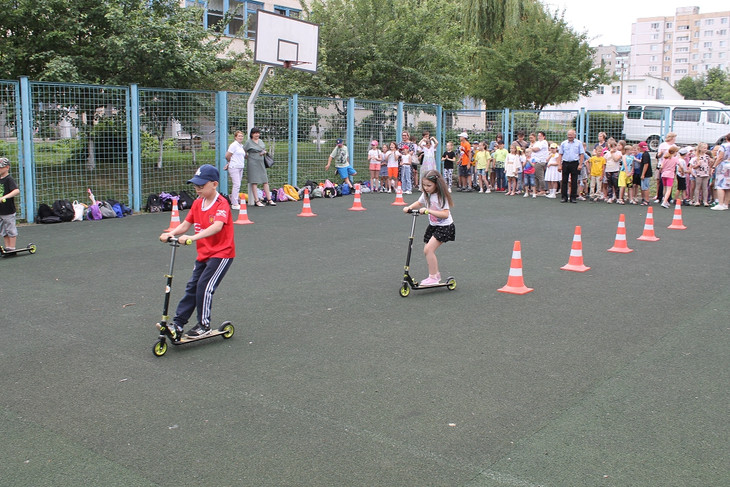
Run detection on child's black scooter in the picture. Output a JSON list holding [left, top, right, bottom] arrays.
[[0, 243, 37, 258], [152, 236, 234, 357], [399, 210, 456, 297]]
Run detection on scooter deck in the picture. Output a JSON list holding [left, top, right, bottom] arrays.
[[400, 276, 456, 297], [0, 243, 37, 256], [155, 321, 234, 347]]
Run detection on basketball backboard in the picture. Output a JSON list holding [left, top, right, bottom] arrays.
[[253, 10, 319, 73]]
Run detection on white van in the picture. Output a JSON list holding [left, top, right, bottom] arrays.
[[623, 99, 730, 150]]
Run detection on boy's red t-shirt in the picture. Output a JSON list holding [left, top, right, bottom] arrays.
[[185, 193, 235, 261]]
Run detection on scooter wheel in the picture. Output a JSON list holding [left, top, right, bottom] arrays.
[[28, 243, 37, 254], [399, 283, 411, 297], [152, 340, 167, 357], [220, 322, 235, 339], [446, 278, 456, 291]]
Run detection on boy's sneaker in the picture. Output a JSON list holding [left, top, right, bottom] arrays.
[[186, 323, 211, 338], [523, 192, 529, 198], [231, 204, 240, 210], [485, 189, 491, 193]]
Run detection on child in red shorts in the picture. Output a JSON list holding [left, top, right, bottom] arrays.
[[159, 164, 235, 339]]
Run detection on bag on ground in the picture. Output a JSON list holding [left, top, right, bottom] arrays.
[[52, 200, 75, 222]]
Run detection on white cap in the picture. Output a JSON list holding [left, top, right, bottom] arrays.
[[458, 132, 468, 138]]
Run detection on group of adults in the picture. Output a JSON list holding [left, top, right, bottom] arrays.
[[224, 127, 276, 209]]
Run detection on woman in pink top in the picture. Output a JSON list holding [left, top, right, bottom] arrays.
[[660, 145, 679, 208]]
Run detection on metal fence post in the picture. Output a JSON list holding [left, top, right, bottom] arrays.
[[19, 77, 34, 223], [130, 84, 142, 212], [436, 104, 443, 169], [291, 93, 298, 185], [503, 108, 511, 147], [216, 90, 228, 195], [397, 101, 404, 142], [347, 97, 355, 165]]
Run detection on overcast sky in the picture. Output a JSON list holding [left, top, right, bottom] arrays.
[[542, 1, 730, 46]]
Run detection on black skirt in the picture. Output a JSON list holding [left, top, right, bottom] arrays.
[[424, 223, 456, 243]]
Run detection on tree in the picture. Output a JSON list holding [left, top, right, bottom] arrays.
[[674, 68, 730, 105], [0, 0, 230, 89], [468, 11, 610, 109], [286, 0, 470, 107], [463, 0, 541, 43]]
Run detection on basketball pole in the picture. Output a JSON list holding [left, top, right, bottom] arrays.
[[246, 65, 272, 205]]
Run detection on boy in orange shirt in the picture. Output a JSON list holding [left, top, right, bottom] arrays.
[[457, 132, 472, 191]]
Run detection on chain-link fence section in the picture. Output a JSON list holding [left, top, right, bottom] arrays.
[[0, 81, 23, 218], [297, 96, 347, 185], [138, 88, 216, 198], [29, 82, 131, 207], [353, 99, 397, 180]]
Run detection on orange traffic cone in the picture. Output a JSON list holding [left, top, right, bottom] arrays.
[[637, 207, 659, 241], [667, 200, 687, 230], [391, 182, 406, 206], [233, 194, 253, 225], [561, 225, 590, 272], [164, 197, 180, 231], [297, 188, 317, 217], [349, 184, 366, 211], [498, 241, 534, 295], [607, 213, 634, 253]]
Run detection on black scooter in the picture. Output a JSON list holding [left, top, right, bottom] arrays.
[[0, 243, 36, 258], [152, 237, 234, 357], [399, 210, 456, 297]]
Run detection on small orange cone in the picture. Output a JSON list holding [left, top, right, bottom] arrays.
[[164, 197, 180, 231], [607, 213, 634, 253], [561, 225, 590, 272], [391, 182, 406, 206], [498, 241, 534, 295], [637, 207, 659, 241], [297, 188, 317, 217], [667, 200, 687, 230], [349, 184, 367, 211], [233, 194, 253, 225]]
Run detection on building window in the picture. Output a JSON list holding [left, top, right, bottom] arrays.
[[720, 41, 727, 47], [274, 5, 301, 18], [704, 30, 713, 37], [674, 69, 688, 75], [678, 25, 689, 30], [676, 47, 688, 52], [664, 66, 670, 72], [706, 19, 714, 25], [694, 31, 700, 38], [720, 52, 726, 59], [665, 33, 672, 40], [228, 1, 263, 38], [692, 54, 699, 60], [676, 58, 688, 63], [612, 86, 620, 94], [722, 18, 728, 24], [627, 85, 636, 94], [651, 44, 659, 51], [649, 65, 658, 72], [650, 55, 657, 62], [666, 22, 673, 29], [651, 22, 660, 29], [596, 86, 605, 95], [704, 42, 712, 48], [664, 56, 671, 61], [719, 29, 728, 36], [651, 33, 659, 40], [704, 52, 712, 59], [676, 35, 689, 41]]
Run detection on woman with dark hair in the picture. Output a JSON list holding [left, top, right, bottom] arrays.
[[244, 127, 276, 206]]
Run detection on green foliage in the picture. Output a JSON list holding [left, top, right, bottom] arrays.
[[469, 11, 610, 109], [0, 0, 229, 89], [674, 68, 730, 104], [296, 0, 470, 107], [464, 0, 543, 43]]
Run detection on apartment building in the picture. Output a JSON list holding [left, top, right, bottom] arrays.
[[630, 6, 730, 85], [183, 0, 305, 54]]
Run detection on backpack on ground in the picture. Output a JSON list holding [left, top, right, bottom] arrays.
[[52, 199, 75, 222], [106, 199, 124, 218], [340, 184, 350, 196], [38, 203, 62, 224], [86, 202, 102, 220], [98, 201, 117, 219], [177, 190, 195, 209], [146, 194, 162, 213], [283, 184, 300, 201], [277, 187, 288, 202]]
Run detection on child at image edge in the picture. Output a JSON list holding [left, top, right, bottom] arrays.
[[159, 164, 235, 339], [403, 170, 455, 286], [0, 157, 20, 254]]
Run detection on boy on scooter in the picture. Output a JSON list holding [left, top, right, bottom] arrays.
[[0, 157, 20, 256], [159, 164, 235, 339]]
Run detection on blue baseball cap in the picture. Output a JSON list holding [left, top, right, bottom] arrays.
[[336, 138, 343, 145], [188, 164, 219, 185]]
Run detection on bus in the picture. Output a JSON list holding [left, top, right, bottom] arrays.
[[623, 99, 730, 150]]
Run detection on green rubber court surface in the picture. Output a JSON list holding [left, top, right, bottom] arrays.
[[1, 192, 728, 486]]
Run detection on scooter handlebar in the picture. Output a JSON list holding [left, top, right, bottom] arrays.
[[167, 236, 193, 246], [408, 209, 421, 215]]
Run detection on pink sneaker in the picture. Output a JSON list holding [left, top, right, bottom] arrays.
[[419, 274, 442, 286]]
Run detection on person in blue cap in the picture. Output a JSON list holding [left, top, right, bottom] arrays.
[[159, 164, 235, 339]]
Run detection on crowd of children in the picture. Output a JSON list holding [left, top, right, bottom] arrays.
[[356, 130, 729, 210]]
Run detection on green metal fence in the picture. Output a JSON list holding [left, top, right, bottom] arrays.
[[0, 80, 23, 219]]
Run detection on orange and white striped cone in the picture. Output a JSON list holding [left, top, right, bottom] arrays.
[[667, 199, 687, 230], [349, 184, 366, 211], [637, 207, 659, 241], [607, 213, 634, 253], [297, 188, 317, 217], [164, 197, 180, 231], [391, 182, 406, 206], [498, 241, 534, 295], [233, 193, 253, 225], [561, 225, 591, 272]]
